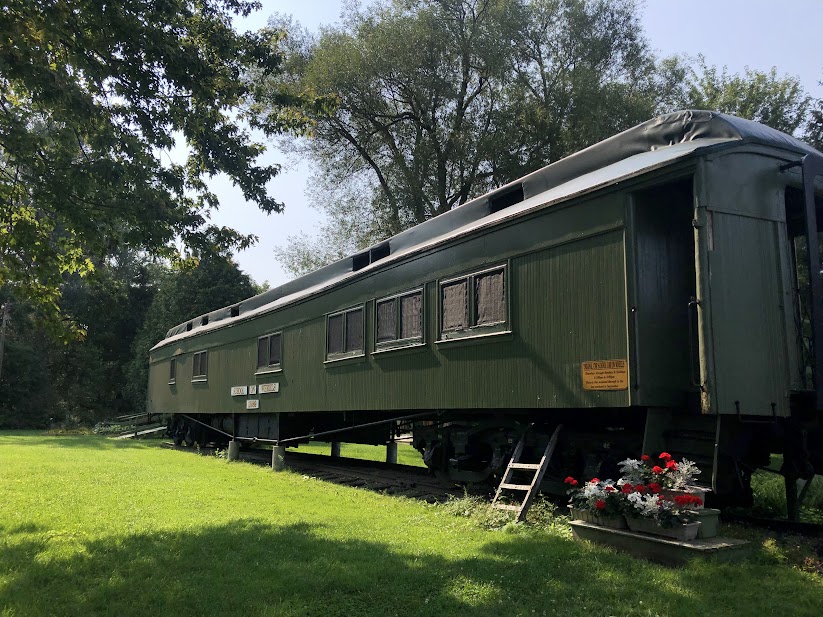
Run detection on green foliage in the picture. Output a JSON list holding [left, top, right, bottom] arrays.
[[2, 434, 822, 617], [0, 0, 312, 326], [126, 254, 256, 410], [261, 0, 677, 276], [678, 56, 812, 135]]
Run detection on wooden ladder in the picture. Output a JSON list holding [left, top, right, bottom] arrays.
[[491, 424, 562, 522]]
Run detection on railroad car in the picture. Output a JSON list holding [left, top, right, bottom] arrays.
[[147, 110, 823, 512]]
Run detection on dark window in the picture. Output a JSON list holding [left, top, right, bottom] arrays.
[[375, 289, 423, 349], [327, 314, 344, 355], [169, 358, 176, 383], [192, 350, 208, 380], [370, 242, 390, 262], [440, 266, 508, 340], [230, 305, 240, 317], [201, 316, 209, 326], [257, 333, 282, 370], [345, 308, 363, 352], [441, 280, 468, 332], [326, 306, 365, 359], [269, 333, 281, 366], [376, 299, 397, 343], [352, 251, 370, 271], [186, 322, 193, 332]]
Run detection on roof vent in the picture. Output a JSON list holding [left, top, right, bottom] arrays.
[[201, 316, 209, 326], [489, 184, 524, 214], [353, 242, 391, 272], [230, 305, 240, 318], [186, 322, 193, 332]]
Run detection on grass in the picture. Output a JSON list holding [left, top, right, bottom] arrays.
[[744, 455, 823, 523], [287, 440, 427, 467], [0, 433, 821, 617]]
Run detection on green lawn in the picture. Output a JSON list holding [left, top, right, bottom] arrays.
[[1, 434, 821, 617], [287, 440, 427, 467]]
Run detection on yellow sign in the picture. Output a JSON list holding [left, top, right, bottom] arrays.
[[581, 360, 628, 391]]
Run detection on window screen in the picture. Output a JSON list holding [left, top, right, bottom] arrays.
[[475, 269, 505, 325], [345, 308, 363, 352], [327, 314, 344, 354], [400, 292, 422, 339], [442, 280, 467, 331], [376, 299, 397, 342], [268, 333, 281, 366]]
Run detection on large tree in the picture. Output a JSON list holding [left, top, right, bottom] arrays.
[[125, 254, 257, 411], [254, 0, 684, 275], [0, 0, 312, 327]]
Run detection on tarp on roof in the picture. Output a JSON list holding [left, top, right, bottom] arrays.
[[152, 110, 821, 351]]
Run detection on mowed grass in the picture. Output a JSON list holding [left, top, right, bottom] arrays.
[[1, 435, 822, 617], [287, 441, 427, 467]]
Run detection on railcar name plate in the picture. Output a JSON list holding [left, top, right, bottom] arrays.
[[581, 359, 628, 391], [259, 382, 279, 394], [231, 386, 248, 396], [246, 399, 260, 410]]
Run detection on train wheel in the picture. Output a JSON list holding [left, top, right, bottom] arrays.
[[184, 426, 195, 447]]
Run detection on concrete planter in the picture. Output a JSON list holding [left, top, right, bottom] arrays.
[[568, 506, 628, 529], [626, 516, 700, 541]]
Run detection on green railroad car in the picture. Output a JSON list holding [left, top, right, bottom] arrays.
[[148, 110, 823, 511]]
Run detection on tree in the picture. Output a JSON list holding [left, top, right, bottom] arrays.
[[0, 0, 314, 326], [126, 254, 256, 411], [678, 56, 812, 135], [255, 0, 684, 276]]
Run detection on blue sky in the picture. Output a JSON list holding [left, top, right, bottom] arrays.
[[207, 0, 823, 288]]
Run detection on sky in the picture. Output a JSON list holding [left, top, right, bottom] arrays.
[[205, 0, 823, 288]]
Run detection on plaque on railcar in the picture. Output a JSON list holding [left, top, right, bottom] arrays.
[[581, 360, 628, 391]]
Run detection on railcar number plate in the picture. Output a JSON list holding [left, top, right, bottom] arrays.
[[581, 360, 628, 391], [231, 386, 248, 396], [246, 399, 260, 410], [259, 382, 279, 394]]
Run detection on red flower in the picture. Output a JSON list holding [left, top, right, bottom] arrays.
[[634, 484, 647, 494], [640, 454, 651, 462], [648, 482, 661, 494], [674, 495, 704, 507], [590, 478, 600, 484], [621, 484, 634, 494], [564, 476, 578, 486], [594, 500, 606, 510], [651, 466, 664, 474], [666, 460, 678, 470], [605, 485, 616, 493], [659, 452, 672, 461]]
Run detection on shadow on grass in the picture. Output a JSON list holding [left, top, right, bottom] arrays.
[[1, 520, 821, 617]]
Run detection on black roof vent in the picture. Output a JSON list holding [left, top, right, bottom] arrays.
[[352, 251, 370, 271], [489, 184, 524, 213], [370, 242, 390, 263], [353, 242, 391, 272], [186, 322, 193, 332], [201, 316, 209, 326], [230, 305, 240, 318]]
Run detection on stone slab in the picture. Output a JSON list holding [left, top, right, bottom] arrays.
[[570, 520, 750, 566]]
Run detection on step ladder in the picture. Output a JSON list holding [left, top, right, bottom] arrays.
[[491, 424, 562, 522]]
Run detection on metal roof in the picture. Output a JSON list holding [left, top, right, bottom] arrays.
[[152, 110, 820, 351]]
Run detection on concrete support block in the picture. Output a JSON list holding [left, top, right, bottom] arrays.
[[386, 441, 398, 464], [227, 439, 240, 462], [331, 441, 341, 458], [272, 445, 286, 471]]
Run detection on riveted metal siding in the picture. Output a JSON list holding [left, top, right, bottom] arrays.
[[148, 192, 629, 415]]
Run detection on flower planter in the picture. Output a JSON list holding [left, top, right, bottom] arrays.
[[660, 486, 707, 510], [626, 516, 700, 541], [568, 507, 628, 529]]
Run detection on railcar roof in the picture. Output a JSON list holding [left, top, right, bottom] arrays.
[[152, 110, 820, 351]]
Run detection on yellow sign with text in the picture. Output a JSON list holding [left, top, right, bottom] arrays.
[[581, 359, 628, 391]]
